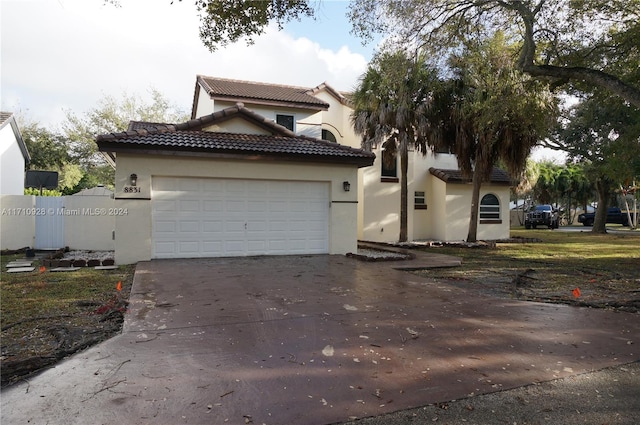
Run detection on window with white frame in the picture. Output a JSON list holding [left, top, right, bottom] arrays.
[[479, 194, 501, 220]]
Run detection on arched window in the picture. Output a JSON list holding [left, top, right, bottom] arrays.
[[479, 194, 500, 220], [322, 129, 337, 143]]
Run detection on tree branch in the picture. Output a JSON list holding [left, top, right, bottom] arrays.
[[521, 63, 640, 108]]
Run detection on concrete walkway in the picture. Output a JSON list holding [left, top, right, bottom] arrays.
[[2, 253, 638, 424]]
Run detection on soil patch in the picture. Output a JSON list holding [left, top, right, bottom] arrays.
[[0, 255, 134, 387]]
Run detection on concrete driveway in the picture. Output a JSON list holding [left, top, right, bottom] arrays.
[[2, 254, 639, 424]]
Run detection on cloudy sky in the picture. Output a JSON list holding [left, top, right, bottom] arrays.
[[1, 0, 560, 161], [1, 0, 375, 128]]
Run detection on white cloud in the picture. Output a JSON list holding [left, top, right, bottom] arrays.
[[1, 0, 369, 128]]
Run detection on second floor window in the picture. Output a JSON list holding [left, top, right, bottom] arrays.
[[381, 149, 397, 178], [276, 114, 295, 132], [322, 129, 337, 143]]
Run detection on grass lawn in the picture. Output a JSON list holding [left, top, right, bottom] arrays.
[[412, 228, 640, 309]]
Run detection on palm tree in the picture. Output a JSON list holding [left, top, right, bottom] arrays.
[[446, 34, 558, 241], [533, 162, 559, 205], [351, 51, 443, 242]]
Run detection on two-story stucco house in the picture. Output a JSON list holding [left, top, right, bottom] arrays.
[[0, 112, 30, 195], [191, 76, 512, 244], [97, 76, 512, 264]]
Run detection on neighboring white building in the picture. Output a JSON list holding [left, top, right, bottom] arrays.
[[0, 112, 30, 195]]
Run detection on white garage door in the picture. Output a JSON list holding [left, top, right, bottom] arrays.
[[152, 177, 329, 258]]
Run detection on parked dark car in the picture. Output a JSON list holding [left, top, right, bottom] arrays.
[[524, 204, 559, 229], [577, 207, 630, 226]]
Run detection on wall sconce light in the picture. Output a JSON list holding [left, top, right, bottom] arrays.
[[129, 173, 138, 186], [343, 181, 351, 192]]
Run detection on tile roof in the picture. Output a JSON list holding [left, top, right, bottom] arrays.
[[197, 75, 331, 110], [0, 111, 13, 126], [429, 167, 513, 186], [128, 121, 173, 131], [97, 104, 374, 167]]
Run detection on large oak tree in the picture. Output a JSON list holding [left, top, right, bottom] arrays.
[[348, 0, 640, 108], [552, 90, 640, 232]]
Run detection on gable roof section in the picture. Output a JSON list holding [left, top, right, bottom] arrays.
[[194, 75, 331, 116], [97, 104, 374, 168], [0, 111, 30, 164], [307, 82, 351, 106], [429, 167, 513, 186], [129, 103, 298, 136]]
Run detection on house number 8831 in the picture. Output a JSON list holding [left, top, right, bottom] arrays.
[[123, 186, 141, 193]]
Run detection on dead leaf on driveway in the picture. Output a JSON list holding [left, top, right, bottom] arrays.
[[322, 345, 335, 357]]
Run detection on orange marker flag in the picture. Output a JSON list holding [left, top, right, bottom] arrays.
[[116, 281, 122, 291], [572, 287, 581, 298], [39, 266, 46, 273]]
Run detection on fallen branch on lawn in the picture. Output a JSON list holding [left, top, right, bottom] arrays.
[[1, 315, 73, 332]]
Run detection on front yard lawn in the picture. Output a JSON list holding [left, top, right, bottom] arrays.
[[411, 229, 640, 311], [0, 255, 134, 387]]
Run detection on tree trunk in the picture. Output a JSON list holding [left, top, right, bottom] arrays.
[[466, 165, 483, 242], [592, 178, 611, 234], [399, 142, 409, 242]]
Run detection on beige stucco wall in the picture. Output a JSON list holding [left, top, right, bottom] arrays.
[[63, 196, 115, 251], [427, 176, 448, 239], [210, 100, 324, 139], [360, 145, 510, 242], [312, 90, 362, 148], [360, 147, 464, 242], [429, 179, 511, 241], [201, 117, 272, 135], [194, 85, 214, 118], [0, 195, 36, 249], [361, 158, 400, 242], [437, 182, 472, 241], [477, 186, 511, 240], [113, 154, 359, 264]]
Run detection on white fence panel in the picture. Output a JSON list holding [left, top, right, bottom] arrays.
[[35, 197, 65, 249]]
